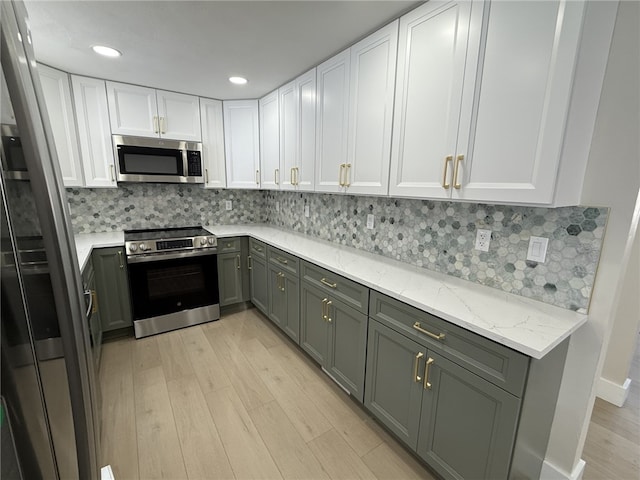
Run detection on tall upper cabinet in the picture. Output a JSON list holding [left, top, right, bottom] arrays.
[[223, 100, 260, 189], [259, 90, 280, 189], [38, 65, 84, 187], [71, 75, 117, 188], [106, 82, 201, 141], [200, 98, 226, 189]]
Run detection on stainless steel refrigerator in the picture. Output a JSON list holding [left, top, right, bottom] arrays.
[[1, 1, 100, 478]]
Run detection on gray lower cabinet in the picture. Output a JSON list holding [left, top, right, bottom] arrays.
[[249, 239, 268, 314], [92, 247, 133, 332], [300, 279, 368, 402], [217, 237, 250, 307], [267, 264, 300, 342], [81, 257, 102, 369]]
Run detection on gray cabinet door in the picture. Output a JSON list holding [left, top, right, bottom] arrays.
[[218, 252, 243, 306], [249, 253, 268, 314], [417, 351, 520, 480], [282, 273, 300, 343], [365, 319, 425, 449], [92, 247, 132, 332], [300, 281, 329, 365], [267, 264, 285, 329], [326, 300, 367, 402]]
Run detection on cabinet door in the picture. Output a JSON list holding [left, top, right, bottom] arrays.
[[92, 247, 133, 332], [300, 281, 329, 365], [249, 253, 268, 314], [200, 98, 226, 188], [71, 75, 117, 188], [259, 90, 280, 190], [345, 20, 398, 196], [282, 274, 300, 343], [417, 351, 520, 480], [156, 90, 201, 141], [267, 265, 285, 329], [296, 68, 316, 191], [326, 300, 368, 402], [315, 50, 350, 193], [106, 81, 158, 137], [223, 100, 260, 189], [38, 64, 84, 187], [365, 319, 425, 448], [218, 252, 243, 307], [452, 1, 585, 204], [389, 1, 478, 199], [279, 80, 297, 191]]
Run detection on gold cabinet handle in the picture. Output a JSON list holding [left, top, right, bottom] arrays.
[[110, 164, 115, 182], [295, 167, 300, 185], [153, 115, 159, 134], [280, 272, 286, 292], [412, 322, 445, 341], [326, 300, 332, 323], [235, 254, 241, 270], [442, 155, 453, 189], [275, 168, 279, 185], [91, 290, 98, 314], [276, 256, 288, 265], [256, 170, 260, 185], [424, 357, 435, 390], [338, 163, 345, 187], [320, 278, 337, 289], [253, 245, 263, 252], [453, 154, 464, 189], [345, 164, 351, 187], [413, 352, 424, 382], [248, 255, 253, 270], [205, 168, 209, 184], [322, 298, 328, 321], [290, 167, 295, 186], [160, 116, 166, 134], [118, 250, 124, 269]]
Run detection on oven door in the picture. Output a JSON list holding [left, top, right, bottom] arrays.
[[127, 250, 219, 333]]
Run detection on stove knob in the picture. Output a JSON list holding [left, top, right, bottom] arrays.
[[129, 244, 138, 253], [200, 238, 207, 246], [139, 243, 147, 251], [207, 237, 215, 246]]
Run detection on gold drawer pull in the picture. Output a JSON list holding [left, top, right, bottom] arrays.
[[413, 352, 424, 382], [253, 245, 263, 252], [424, 357, 434, 390], [235, 255, 241, 269], [320, 278, 337, 289], [442, 155, 453, 189], [326, 300, 332, 323], [322, 298, 328, 321], [412, 322, 445, 341], [453, 154, 464, 189], [276, 256, 288, 265], [248, 256, 253, 270]]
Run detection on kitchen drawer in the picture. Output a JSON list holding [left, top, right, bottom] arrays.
[[249, 238, 266, 259], [369, 291, 529, 396], [218, 237, 242, 253], [267, 246, 299, 276], [301, 261, 369, 315]]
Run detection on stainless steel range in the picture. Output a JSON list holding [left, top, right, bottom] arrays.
[[124, 226, 220, 338]]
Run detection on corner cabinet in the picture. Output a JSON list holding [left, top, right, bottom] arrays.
[[200, 98, 227, 189], [223, 100, 260, 189], [266, 247, 300, 342], [92, 247, 133, 332], [71, 75, 117, 188]]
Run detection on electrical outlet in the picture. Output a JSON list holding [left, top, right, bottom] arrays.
[[304, 205, 310, 218], [475, 229, 491, 252], [225, 200, 232, 211], [276, 201, 280, 213], [366, 214, 375, 229]]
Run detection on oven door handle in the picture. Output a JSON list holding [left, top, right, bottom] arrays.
[[126, 248, 218, 264]]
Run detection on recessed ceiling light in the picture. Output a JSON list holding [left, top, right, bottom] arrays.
[[229, 76, 248, 85], [91, 45, 122, 58]]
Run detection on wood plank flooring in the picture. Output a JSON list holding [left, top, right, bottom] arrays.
[[99, 309, 436, 479]]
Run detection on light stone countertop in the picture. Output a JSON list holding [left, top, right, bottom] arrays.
[[74, 225, 588, 359]]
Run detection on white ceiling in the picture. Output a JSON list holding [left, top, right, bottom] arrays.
[[24, 1, 419, 100]]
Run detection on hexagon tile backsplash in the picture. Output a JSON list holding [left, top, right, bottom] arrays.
[[66, 185, 608, 313]]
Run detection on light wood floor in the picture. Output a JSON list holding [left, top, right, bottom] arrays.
[[583, 335, 640, 480], [99, 308, 437, 480]]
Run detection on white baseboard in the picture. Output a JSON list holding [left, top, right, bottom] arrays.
[[596, 377, 632, 407], [541, 459, 586, 480]]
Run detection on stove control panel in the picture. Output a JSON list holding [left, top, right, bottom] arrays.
[[125, 235, 216, 256]]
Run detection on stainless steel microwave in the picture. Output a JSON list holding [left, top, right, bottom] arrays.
[[113, 135, 204, 184]]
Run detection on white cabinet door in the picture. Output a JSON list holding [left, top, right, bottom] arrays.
[[259, 90, 280, 190], [453, 0, 585, 204], [315, 50, 350, 193], [223, 100, 260, 189], [345, 20, 398, 196], [38, 64, 84, 187], [296, 68, 316, 191], [157, 90, 201, 141], [389, 1, 478, 199], [279, 81, 296, 191], [106, 82, 157, 137], [200, 98, 226, 189], [71, 75, 116, 188]]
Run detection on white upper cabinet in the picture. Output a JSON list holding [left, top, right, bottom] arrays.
[[295, 68, 316, 191], [200, 98, 226, 189], [106, 81, 201, 141], [390, 1, 479, 199], [71, 75, 117, 188], [345, 20, 398, 196], [316, 50, 351, 194], [38, 64, 84, 187], [452, 0, 586, 204], [223, 100, 260, 189], [259, 90, 280, 190], [279, 80, 296, 190]]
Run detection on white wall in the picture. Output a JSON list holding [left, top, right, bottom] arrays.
[[543, 1, 640, 477]]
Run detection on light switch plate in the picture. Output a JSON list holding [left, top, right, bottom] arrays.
[[527, 236, 549, 263], [304, 205, 310, 218], [475, 229, 491, 252], [366, 214, 375, 229], [225, 200, 232, 211]]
